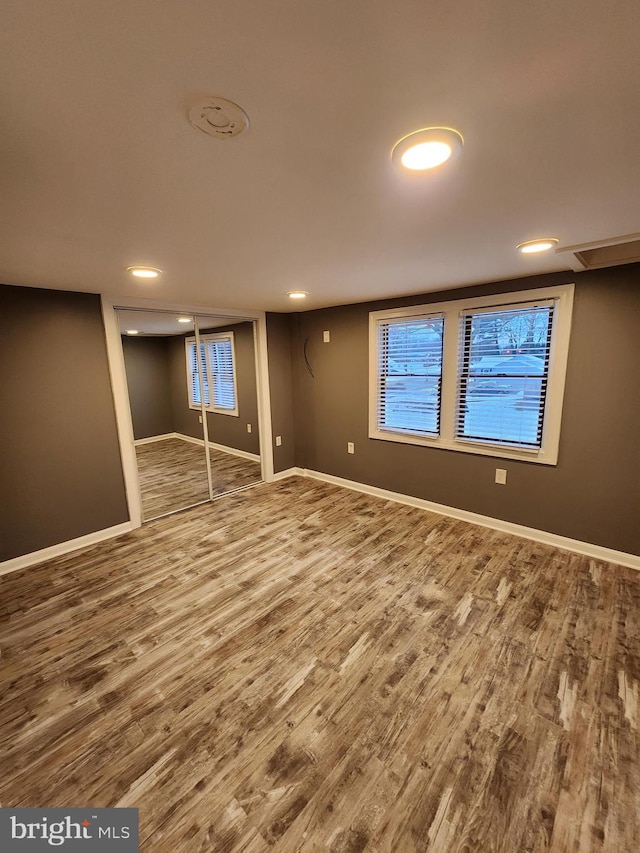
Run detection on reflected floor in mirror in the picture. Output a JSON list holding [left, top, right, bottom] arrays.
[[135, 437, 262, 520]]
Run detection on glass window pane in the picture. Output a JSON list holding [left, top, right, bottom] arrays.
[[381, 375, 441, 434], [457, 306, 552, 447], [378, 316, 443, 436]]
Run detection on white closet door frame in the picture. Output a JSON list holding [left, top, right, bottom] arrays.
[[101, 295, 275, 531], [193, 316, 215, 502]]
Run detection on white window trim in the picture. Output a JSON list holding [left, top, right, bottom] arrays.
[[186, 331, 239, 417], [369, 284, 575, 465]]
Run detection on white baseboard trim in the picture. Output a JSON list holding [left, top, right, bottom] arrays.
[[7, 469, 635, 578], [0, 522, 135, 577], [134, 432, 260, 463], [272, 466, 305, 482], [173, 431, 205, 447], [206, 440, 261, 463], [277, 468, 640, 571], [134, 433, 175, 446]]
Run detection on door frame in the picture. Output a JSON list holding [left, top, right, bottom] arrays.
[[101, 294, 274, 530]]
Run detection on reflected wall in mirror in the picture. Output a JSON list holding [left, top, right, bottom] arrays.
[[194, 316, 262, 496], [118, 310, 263, 523], [118, 310, 209, 520]]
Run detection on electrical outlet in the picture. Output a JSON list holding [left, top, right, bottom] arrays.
[[347, 442, 355, 454], [323, 330, 331, 343], [495, 468, 507, 485], [198, 415, 202, 423], [247, 423, 252, 433], [275, 435, 282, 446]]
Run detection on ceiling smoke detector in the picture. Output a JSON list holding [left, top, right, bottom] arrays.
[[189, 97, 249, 139]]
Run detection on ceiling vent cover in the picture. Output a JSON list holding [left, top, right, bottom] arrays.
[[557, 233, 640, 271], [189, 97, 249, 139]]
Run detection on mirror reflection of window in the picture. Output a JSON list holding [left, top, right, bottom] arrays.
[[118, 309, 263, 522], [186, 333, 237, 415], [194, 317, 262, 499]]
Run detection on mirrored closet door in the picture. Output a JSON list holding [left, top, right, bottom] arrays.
[[118, 310, 210, 520], [117, 309, 262, 522], [195, 314, 262, 497]]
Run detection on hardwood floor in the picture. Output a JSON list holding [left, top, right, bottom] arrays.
[[1, 477, 639, 851], [135, 437, 262, 519]]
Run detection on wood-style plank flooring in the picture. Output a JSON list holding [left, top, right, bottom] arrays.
[[135, 438, 262, 519], [1, 477, 639, 851]]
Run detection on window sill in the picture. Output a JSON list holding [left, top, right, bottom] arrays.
[[189, 405, 239, 418], [369, 428, 556, 465]]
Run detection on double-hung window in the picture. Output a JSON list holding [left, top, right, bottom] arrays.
[[186, 332, 238, 416], [370, 284, 574, 464], [376, 313, 444, 437]]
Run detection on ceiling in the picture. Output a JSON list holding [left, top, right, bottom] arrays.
[[116, 309, 247, 335], [1, 1, 639, 313]]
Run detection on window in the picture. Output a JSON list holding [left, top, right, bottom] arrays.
[[456, 302, 553, 449], [186, 332, 238, 416], [376, 313, 444, 437], [369, 284, 574, 464]]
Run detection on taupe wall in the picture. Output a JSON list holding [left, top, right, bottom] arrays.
[[121, 336, 173, 440], [266, 313, 297, 472], [5, 265, 637, 564], [289, 265, 640, 556], [0, 285, 129, 561], [168, 322, 260, 455]]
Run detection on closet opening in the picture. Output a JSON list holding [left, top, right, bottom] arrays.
[[102, 299, 273, 527]]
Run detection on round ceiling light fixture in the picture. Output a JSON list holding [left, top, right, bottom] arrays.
[[287, 290, 308, 300], [126, 329, 139, 335], [392, 127, 464, 172], [177, 317, 192, 323], [189, 97, 250, 139], [127, 266, 162, 279], [516, 238, 559, 254]]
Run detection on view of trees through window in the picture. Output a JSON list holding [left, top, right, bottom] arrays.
[[379, 304, 553, 447], [458, 306, 552, 446]]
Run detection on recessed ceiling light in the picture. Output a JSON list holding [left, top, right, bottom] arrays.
[[287, 291, 308, 299], [392, 127, 463, 172], [177, 317, 192, 323], [517, 238, 559, 254], [127, 266, 162, 279], [126, 329, 139, 335]]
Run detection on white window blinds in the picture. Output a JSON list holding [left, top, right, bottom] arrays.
[[206, 337, 236, 411], [369, 284, 573, 464], [188, 341, 209, 406], [376, 314, 444, 436], [455, 302, 554, 448], [186, 333, 237, 415]]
